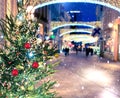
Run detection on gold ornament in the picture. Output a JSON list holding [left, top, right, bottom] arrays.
[[16, 65, 24, 70], [54, 53, 59, 58]]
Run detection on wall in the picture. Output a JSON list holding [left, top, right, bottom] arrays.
[[0, 0, 17, 49], [102, 7, 120, 61], [0, 0, 6, 19]]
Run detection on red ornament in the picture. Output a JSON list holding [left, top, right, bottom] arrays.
[[12, 69, 18, 76], [32, 62, 39, 68], [24, 43, 31, 49]]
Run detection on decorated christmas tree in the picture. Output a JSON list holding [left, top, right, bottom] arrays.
[[0, 0, 59, 98]]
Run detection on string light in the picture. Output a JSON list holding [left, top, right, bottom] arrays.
[[27, 51, 34, 59], [108, 23, 113, 28]]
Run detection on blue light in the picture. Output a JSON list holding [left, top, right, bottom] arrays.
[[27, 52, 34, 59]]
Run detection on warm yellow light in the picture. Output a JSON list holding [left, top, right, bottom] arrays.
[[108, 23, 113, 28], [26, 6, 35, 20], [26, 6, 34, 14]]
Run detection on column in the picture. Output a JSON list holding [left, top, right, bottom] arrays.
[[113, 21, 119, 61]]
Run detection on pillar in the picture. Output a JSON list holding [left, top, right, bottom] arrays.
[[112, 19, 120, 61]]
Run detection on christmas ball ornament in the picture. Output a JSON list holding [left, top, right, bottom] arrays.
[[11, 69, 18, 76], [24, 42, 31, 49], [54, 53, 59, 58], [32, 62, 39, 68], [16, 65, 24, 70]]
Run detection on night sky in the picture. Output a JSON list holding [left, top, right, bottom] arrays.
[[62, 3, 98, 22]]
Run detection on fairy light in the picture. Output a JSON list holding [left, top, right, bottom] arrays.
[[26, 5, 35, 20], [108, 23, 113, 28]]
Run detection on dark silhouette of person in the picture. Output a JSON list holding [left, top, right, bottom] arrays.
[[64, 47, 69, 56], [75, 46, 78, 55], [86, 48, 89, 57], [90, 48, 93, 56]]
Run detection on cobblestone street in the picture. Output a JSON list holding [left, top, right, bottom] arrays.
[[52, 51, 120, 98]]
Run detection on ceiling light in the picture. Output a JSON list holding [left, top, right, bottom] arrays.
[[70, 11, 80, 13]]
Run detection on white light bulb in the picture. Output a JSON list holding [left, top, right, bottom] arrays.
[[28, 52, 34, 58], [108, 23, 113, 28]]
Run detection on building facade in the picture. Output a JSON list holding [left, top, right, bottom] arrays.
[[102, 7, 120, 61]]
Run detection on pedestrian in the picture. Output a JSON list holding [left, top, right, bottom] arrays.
[[86, 48, 90, 57], [90, 48, 93, 56], [75, 46, 78, 55]]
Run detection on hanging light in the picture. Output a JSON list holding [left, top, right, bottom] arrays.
[[26, 6, 34, 14], [26, 5, 35, 20], [108, 23, 113, 28]]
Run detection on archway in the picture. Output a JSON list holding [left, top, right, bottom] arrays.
[[33, 0, 120, 60], [59, 30, 92, 37], [51, 23, 94, 31]]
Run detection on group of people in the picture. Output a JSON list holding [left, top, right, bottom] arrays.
[[74, 45, 82, 55], [62, 45, 94, 57], [63, 47, 69, 56], [85, 47, 93, 57]]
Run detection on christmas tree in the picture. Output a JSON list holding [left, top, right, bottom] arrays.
[[0, 0, 59, 98]]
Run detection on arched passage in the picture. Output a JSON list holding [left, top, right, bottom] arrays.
[[33, 0, 120, 61]]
